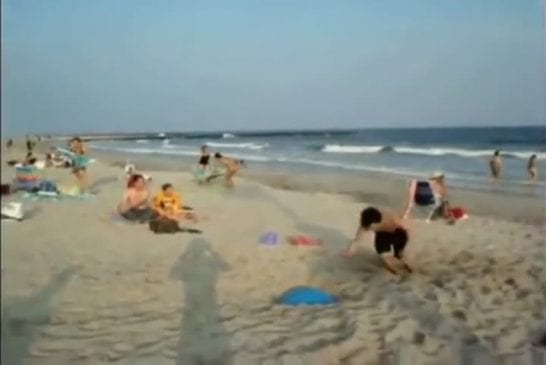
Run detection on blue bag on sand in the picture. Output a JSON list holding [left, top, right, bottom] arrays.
[[39, 180, 58, 193], [279, 286, 338, 306]]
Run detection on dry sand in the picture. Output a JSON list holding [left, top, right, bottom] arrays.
[[1, 143, 545, 364]]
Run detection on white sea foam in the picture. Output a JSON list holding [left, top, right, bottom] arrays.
[[205, 141, 269, 150], [321, 144, 544, 159], [321, 145, 386, 154]]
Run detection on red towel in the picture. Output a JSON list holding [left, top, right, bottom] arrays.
[[449, 207, 467, 220], [288, 235, 322, 246]]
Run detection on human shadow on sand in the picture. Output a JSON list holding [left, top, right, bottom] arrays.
[[170, 238, 232, 365], [1, 266, 79, 365]]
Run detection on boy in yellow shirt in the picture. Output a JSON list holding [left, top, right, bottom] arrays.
[[153, 183, 197, 222]]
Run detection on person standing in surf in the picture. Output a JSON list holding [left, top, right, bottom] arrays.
[[490, 150, 502, 180], [528, 154, 538, 182]]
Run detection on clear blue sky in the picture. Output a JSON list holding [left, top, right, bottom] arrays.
[[2, 0, 544, 135]]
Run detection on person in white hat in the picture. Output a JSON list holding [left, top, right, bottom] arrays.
[[403, 171, 454, 223]]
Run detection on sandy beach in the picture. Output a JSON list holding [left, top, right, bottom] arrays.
[[1, 141, 545, 364]]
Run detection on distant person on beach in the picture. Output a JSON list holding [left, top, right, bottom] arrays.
[[70, 137, 89, 193], [25, 136, 34, 152], [343, 207, 412, 275], [153, 183, 197, 222], [6, 139, 13, 149], [528, 154, 538, 182], [198, 145, 211, 170], [490, 150, 502, 180], [118, 174, 157, 223], [403, 171, 454, 223], [214, 152, 244, 188]]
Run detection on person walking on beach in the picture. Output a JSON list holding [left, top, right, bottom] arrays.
[[214, 153, 244, 188], [25, 135, 34, 152], [489, 150, 502, 180], [70, 137, 89, 193], [528, 154, 538, 182], [342, 207, 412, 275]]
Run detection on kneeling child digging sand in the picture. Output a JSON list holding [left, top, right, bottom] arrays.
[[343, 207, 413, 275]]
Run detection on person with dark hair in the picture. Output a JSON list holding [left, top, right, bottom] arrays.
[[214, 152, 244, 188], [153, 183, 197, 222], [528, 154, 538, 182], [198, 145, 211, 169], [117, 174, 157, 223], [490, 150, 502, 180], [25, 136, 33, 152], [343, 206, 412, 275]]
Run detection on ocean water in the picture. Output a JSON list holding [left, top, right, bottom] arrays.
[[90, 126, 546, 196]]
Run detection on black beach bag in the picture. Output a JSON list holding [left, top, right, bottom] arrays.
[[149, 217, 202, 234]]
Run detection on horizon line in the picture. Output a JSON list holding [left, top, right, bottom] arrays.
[[7, 123, 545, 138]]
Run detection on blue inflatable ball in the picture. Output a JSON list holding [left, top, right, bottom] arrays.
[[279, 286, 338, 306]]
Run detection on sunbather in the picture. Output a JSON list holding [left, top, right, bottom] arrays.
[[403, 171, 454, 223], [153, 183, 197, 222], [118, 174, 157, 223]]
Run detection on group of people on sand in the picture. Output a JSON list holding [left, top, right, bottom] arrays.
[[117, 174, 198, 225], [115, 144, 246, 231], [341, 149, 541, 276], [5, 136, 90, 195], [341, 170, 453, 275], [490, 150, 539, 182], [197, 144, 245, 188]]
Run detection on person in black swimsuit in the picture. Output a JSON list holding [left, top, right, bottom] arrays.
[[198, 145, 210, 168], [343, 207, 412, 275]]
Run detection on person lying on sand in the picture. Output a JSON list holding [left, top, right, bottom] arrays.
[[403, 171, 455, 224], [214, 152, 244, 188], [343, 207, 412, 275], [153, 183, 197, 222], [117, 174, 158, 223]]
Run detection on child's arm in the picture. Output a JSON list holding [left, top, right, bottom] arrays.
[[342, 226, 366, 257]]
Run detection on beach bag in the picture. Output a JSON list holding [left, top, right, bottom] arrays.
[[1, 184, 11, 195], [149, 217, 181, 234], [414, 181, 435, 206]]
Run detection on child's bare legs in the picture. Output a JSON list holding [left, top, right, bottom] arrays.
[[224, 168, 238, 188], [379, 253, 411, 275], [74, 169, 88, 193]]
